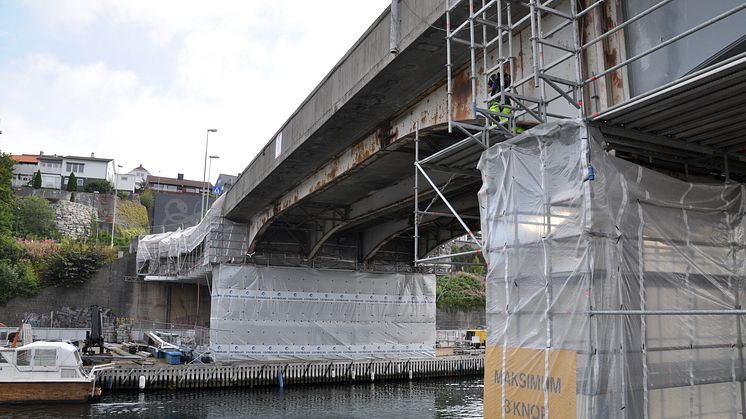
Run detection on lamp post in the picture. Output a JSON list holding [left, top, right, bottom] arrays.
[[202, 129, 218, 219], [205, 155, 220, 216], [110, 164, 122, 247]]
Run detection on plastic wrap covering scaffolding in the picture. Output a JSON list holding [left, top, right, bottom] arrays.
[[136, 195, 249, 280], [210, 265, 436, 361], [478, 120, 746, 418]]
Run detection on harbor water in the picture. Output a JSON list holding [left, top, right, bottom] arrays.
[[0, 377, 483, 418]]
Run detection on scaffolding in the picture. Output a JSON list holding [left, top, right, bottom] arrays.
[[136, 195, 249, 280], [415, 0, 590, 266], [415, 0, 746, 268]]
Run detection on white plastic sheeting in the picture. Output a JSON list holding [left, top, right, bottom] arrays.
[[210, 265, 436, 360], [136, 195, 248, 278], [478, 120, 746, 418]]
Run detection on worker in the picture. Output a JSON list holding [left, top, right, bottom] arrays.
[[487, 72, 524, 133]]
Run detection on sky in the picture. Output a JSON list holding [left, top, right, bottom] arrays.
[[0, 0, 390, 183]]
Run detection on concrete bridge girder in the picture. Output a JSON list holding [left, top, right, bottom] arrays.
[[246, 64, 479, 255], [305, 170, 476, 259]]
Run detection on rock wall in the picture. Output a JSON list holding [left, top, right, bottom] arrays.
[[52, 200, 96, 239], [18, 187, 117, 224]]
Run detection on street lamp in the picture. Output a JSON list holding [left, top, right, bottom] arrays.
[[111, 164, 123, 247], [202, 129, 218, 219], [205, 155, 220, 216]]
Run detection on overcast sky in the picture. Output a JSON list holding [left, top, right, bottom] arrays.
[[0, 0, 390, 182]]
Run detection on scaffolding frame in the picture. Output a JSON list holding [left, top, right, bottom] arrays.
[[414, 0, 746, 264]]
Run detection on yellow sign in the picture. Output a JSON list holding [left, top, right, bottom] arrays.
[[484, 346, 576, 419]]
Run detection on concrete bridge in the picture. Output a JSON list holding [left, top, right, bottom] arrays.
[[137, 0, 746, 276], [132, 0, 746, 369]]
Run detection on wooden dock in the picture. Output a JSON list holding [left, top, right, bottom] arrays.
[[96, 355, 484, 391]]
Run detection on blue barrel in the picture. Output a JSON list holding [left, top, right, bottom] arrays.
[[164, 351, 182, 365]]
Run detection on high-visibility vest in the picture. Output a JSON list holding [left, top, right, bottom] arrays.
[[488, 101, 524, 133]]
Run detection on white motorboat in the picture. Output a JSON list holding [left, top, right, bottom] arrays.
[[0, 341, 111, 403]]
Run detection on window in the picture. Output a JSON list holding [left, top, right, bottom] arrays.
[[120, 176, 128, 181], [66, 162, 84, 173], [16, 349, 30, 366], [77, 178, 84, 186], [0, 352, 7, 363], [153, 184, 177, 192], [61, 368, 80, 378], [33, 349, 56, 367]]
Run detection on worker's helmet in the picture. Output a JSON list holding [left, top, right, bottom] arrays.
[[488, 72, 512, 95]]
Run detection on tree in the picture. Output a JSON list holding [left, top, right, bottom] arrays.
[[15, 196, 58, 239], [0, 154, 16, 235], [66, 172, 78, 192], [32, 170, 42, 189], [83, 179, 114, 194]]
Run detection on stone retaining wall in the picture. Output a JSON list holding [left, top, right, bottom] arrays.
[[53, 200, 96, 239]]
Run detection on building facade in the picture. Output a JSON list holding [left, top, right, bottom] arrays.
[[10, 155, 39, 188], [145, 174, 210, 194], [12, 152, 115, 190]]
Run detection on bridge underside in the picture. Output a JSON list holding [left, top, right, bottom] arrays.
[[248, 124, 490, 270]]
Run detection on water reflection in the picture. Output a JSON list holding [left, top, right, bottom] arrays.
[[0, 377, 483, 418]]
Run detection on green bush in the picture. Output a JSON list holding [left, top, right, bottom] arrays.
[[0, 260, 39, 304], [436, 272, 486, 310], [15, 196, 59, 239], [0, 235, 21, 262], [83, 179, 113, 194], [43, 241, 105, 288], [139, 189, 154, 211], [116, 200, 149, 229], [14, 260, 39, 297], [0, 262, 19, 304], [96, 231, 129, 248]]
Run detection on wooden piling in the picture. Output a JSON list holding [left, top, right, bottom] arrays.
[[95, 355, 484, 391]]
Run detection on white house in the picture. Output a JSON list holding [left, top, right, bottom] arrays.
[[129, 165, 150, 191], [114, 165, 151, 193], [37, 154, 64, 189], [60, 154, 114, 190], [10, 155, 39, 188], [28, 152, 114, 190]]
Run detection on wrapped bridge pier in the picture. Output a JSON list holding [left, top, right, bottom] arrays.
[[210, 265, 436, 361], [478, 120, 746, 418]]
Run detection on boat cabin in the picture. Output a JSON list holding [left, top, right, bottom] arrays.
[[0, 341, 88, 382]]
